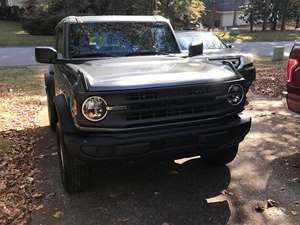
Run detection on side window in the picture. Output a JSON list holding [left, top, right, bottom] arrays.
[[56, 28, 64, 58]]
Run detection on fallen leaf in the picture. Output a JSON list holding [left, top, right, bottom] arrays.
[[255, 202, 266, 213], [291, 211, 298, 216], [35, 204, 44, 210], [33, 192, 44, 199], [222, 190, 234, 196], [267, 199, 279, 208], [53, 211, 63, 219]]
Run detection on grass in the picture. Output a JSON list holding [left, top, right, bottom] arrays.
[[0, 20, 53, 47], [216, 30, 300, 43], [0, 67, 43, 95]]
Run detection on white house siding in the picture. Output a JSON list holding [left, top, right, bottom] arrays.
[[7, 0, 25, 7], [220, 11, 247, 27]]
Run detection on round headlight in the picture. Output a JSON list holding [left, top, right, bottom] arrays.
[[227, 84, 244, 106], [82, 96, 108, 122]]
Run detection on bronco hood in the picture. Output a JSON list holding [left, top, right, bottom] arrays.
[[71, 56, 239, 91]]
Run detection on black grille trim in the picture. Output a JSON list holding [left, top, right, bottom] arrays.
[[124, 83, 232, 126]]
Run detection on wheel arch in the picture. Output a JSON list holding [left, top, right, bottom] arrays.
[[54, 94, 76, 133]]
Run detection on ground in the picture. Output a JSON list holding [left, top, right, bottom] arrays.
[[0, 20, 53, 47], [31, 96, 300, 225], [217, 30, 300, 43], [0, 59, 299, 224]]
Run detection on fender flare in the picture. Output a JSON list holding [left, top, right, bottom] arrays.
[[54, 95, 76, 133]]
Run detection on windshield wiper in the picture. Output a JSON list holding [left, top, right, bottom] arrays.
[[126, 51, 170, 56]]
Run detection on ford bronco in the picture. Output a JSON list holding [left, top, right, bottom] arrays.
[[35, 16, 251, 193]]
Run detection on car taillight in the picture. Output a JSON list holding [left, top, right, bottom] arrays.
[[287, 58, 298, 83], [287, 44, 300, 83]]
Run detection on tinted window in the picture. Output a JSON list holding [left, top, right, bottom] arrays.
[[177, 33, 226, 50], [69, 22, 180, 58]]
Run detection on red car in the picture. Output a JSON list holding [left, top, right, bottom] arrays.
[[284, 43, 300, 112]]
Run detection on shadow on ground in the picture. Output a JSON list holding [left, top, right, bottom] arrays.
[[31, 126, 231, 225]]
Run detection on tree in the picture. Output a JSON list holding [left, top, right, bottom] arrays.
[[157, 0, 205, 28], [232, 0, 238, 26], [288, 0, 300, 29], [240, 0, 272, 31], [240, 0, 263, 31]]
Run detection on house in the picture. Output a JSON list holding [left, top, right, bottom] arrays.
[[203, 0, 248, 28], [0, 0, 25, 8]]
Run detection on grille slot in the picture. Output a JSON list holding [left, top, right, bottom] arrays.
[[125, 84, 229, 124]]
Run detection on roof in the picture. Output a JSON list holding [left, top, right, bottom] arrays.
[[204, 0, 247, 12], [59, 15, 170, 24]]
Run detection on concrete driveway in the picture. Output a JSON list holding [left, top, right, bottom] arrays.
[[31, 96, 300, 225], [0, 42, 295, 67]]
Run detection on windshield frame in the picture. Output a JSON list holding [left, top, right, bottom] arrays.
[[66, 21, 181, 59]]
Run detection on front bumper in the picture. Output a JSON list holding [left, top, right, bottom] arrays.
[[63, 114, 251, 162]]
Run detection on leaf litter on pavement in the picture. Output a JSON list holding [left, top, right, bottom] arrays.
[[0, 67, 44, 225], [250, 59, 287, 97]]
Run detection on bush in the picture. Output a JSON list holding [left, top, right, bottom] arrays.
[[0, 6, 24, 21], [21, 14, 63, 35]]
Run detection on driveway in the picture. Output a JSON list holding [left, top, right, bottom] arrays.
[[0, 47, 37, 66], [232, 41, 294, 57], [31, 96, 300, 225], [0, 42, 295, 67]]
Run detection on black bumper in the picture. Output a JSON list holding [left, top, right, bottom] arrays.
[[63, 114, 251, 162]]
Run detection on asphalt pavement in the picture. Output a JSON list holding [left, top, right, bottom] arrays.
[[0, 41, 296, 67]]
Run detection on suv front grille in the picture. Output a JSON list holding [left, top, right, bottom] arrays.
[[125, 84, 230, 126]]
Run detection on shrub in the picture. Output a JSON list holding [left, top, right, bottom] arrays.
[[21, 14, 62, 35]]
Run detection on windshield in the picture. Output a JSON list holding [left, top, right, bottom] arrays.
[[69, 22, 180, 58], [177, 32, 227, 50]]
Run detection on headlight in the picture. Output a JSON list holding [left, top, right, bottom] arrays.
[[82, 96, 108, 122], [227, 84, 244, 106], [241, 55, 253, 66]]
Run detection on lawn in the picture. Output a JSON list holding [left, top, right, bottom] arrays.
[[217, 30, 300, 43], [0, 20, 53, 47]]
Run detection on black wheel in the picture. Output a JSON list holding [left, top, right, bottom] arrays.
[[47, 91, 57, 131], [56, 123, 90, 193], [202, 144, 239, 165]]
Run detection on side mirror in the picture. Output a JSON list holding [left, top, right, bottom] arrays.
[[227, 44, 233, 48], [35, 47, 57, 64], [188, 42, 203, 57]]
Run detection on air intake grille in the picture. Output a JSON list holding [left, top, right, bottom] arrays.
[[125, 84, 230, 124]]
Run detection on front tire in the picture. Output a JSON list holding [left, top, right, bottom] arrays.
[[56, 123, 90, 193], [202, 144, 239, 165]]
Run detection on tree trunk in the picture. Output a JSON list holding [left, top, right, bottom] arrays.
[[250, 12, 254, 32], [0, 0, 7, 8], [233, 0, 238, 27], [280, 1, 288, 31], [209, 0, 217, 30], [262, 20, 267, 31], [272, 20, 277, 30], [296, 13, 300, 29]]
